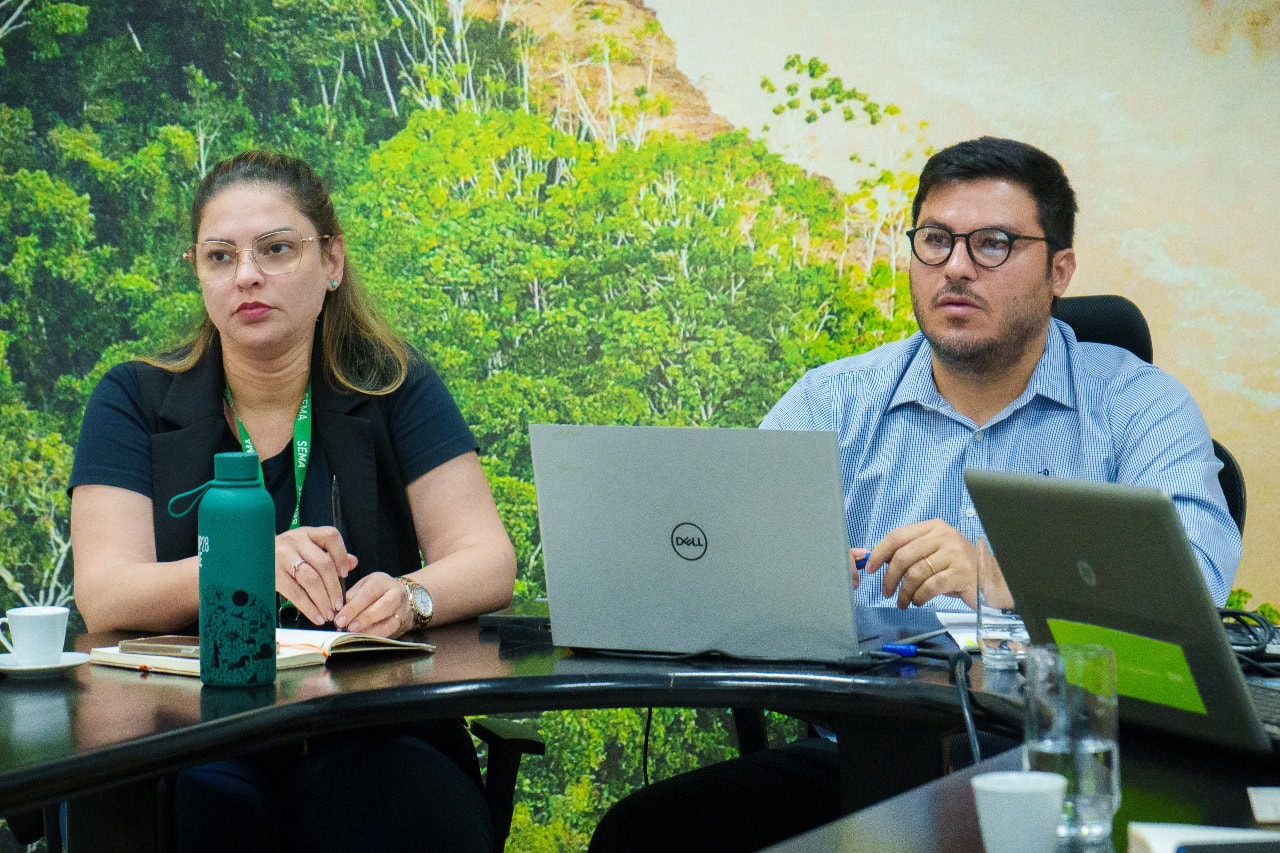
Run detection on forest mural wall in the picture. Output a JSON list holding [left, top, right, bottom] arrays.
[[1, 1, 1275, 848]]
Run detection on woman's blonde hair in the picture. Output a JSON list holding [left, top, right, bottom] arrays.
[[142, 150, 409, 395]]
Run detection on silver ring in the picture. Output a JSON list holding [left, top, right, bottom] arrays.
[[291, 558, 306, 574]]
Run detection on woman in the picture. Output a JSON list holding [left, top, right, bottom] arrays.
[[70, 151, 516, 852]]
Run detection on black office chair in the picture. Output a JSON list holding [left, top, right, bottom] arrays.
[[1052, 294, 1153, 363], [1053, 294, 1246, 532]]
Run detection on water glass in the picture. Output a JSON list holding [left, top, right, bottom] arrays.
[[975, 536, 1029, 670], [1023, 643, 1120, 840]]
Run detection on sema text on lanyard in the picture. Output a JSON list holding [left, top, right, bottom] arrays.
[[224, 382, 312, 530]]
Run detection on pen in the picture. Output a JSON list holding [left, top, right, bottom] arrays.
[[331, 475, 348, 607], [895, 628, 950, 646], [854, 553, 870, 570]]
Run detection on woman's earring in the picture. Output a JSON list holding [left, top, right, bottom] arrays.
[[329, 280, 340, 291]]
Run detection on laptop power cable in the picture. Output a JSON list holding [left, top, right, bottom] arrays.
[[1224, 608, 1280, 676], [882, 642, 983, 764], [948, 650, 983, 765]]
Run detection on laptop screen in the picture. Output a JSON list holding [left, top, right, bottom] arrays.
[[965, 469, 1271, 754], [530, 424, 864, 662]]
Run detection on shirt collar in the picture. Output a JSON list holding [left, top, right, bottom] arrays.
[[887, 319, 1077, 419]]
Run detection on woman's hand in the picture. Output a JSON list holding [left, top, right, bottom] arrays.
[[334, 572, 411, 637], [276, 526, 357, 626]]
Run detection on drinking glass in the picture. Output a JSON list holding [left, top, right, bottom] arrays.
[[1023, 643, 1121, 840], [975, 536, 1029, 670]]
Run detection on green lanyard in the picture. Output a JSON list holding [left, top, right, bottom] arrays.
[[224, 382, 312, 530]]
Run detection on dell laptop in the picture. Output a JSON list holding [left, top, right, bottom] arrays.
[[529, 424, 937, 664], [965, 468, 1273, 754]]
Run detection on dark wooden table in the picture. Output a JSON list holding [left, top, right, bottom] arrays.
[[9, 618, 1276, 851], [767, 720, 1280, 852], [1, 615, 968, 818]]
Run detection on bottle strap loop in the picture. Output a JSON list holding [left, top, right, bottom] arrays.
[[167, 481, 213, 519]]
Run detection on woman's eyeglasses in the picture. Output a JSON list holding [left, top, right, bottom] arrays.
[[183, 229, 330, 284]]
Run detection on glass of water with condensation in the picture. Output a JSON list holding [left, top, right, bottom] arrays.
[[1023, 644, 1120, 841]]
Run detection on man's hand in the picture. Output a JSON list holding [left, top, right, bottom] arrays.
[[866, 520, 1007, 609], [850, 548, 870, 589]]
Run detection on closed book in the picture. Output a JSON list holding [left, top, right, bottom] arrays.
[[89, 628, 433, 677], [1128, 823, 1280, 853]]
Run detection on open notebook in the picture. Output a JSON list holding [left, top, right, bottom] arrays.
[[89, 628, 433, 676]]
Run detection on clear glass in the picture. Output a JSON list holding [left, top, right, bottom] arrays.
[[1023, 644, 1121, 841], [184, 230, 324, 284], [975, 535, 1029, 670]]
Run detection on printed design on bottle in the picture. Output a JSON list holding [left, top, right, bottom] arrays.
[[201, 585, 276, 685]]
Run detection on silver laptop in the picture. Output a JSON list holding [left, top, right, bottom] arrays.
[[530, 424, 931, 663], [965, 469, 1274, 754]]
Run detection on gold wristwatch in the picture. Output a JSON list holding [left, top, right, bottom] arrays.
[[398, 576, 434, 629]]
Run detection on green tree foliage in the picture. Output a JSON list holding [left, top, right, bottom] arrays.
[[0, 0, 88, 66], [346, 110, 914, 497], [0, 335, 73, 613], [0, 165, 133, 414]]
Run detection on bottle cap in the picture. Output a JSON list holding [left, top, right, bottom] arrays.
[[214, 451, 260, 481]]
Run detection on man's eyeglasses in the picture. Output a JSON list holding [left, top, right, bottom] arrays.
[[183, 229, 330, 284], [905, 226, 1049, 269]]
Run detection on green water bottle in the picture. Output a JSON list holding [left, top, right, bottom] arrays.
[[197, 451, 276, 687]]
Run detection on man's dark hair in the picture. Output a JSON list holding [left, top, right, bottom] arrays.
[[911, 137, 1078, 251]]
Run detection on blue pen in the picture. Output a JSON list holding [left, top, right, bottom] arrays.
[[854, 553, 870, 570]]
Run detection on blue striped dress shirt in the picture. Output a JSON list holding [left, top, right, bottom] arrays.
[[761, 319, 1241, 609]]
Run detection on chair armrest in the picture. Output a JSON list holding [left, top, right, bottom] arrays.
[[469, 716, 546, 756], [469, 716, 546, 853]]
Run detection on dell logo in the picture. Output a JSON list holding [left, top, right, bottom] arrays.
[[1076, 559, 1098, 587], [671, 523, 707, 561]]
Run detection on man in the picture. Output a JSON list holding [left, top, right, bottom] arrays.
[[767, 135, 1238, 611], [589, 137, 1241, 852]]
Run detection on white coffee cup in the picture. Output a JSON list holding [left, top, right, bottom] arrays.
[[0, 605, 70, 666], [971, 770, 1067, 853]]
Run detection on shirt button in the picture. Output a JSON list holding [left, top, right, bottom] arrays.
[[965, 507, 977, 518], [973, 431, 984, 442]]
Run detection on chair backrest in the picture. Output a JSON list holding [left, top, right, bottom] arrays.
[[1052, 295, 1245, 533], [1211, 438, 1247, 534], [1052, 294, 1153, 364]]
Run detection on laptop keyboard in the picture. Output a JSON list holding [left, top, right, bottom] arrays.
[[1247, 681, 1280, 728]]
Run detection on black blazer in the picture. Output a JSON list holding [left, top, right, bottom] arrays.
[[135, 337, 421, 579]]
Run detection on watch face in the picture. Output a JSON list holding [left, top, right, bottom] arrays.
[[410, 585, 433, 617]]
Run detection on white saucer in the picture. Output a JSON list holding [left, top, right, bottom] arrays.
[[0, 651, 89, 680]]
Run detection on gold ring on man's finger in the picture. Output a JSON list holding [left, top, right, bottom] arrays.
[[923, 555, 938, 575]]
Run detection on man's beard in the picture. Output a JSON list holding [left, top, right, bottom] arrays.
[[911, 280, 1050, 378]]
